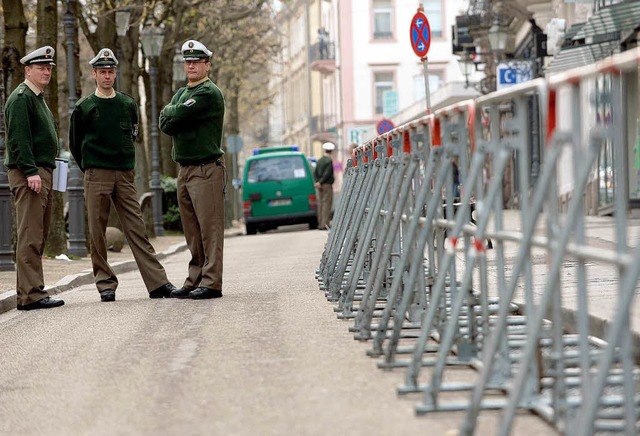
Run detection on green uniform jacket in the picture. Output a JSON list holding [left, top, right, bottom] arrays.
[[314, 155, 334, 185], [4, 83, 58, 177], [69, 92, 139, 171], [159, 79, 225, 165]]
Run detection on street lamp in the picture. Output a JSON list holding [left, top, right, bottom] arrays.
[[172, 45, 186, 92], [488, 18, 509, 55], [140, 15, 165, 237], [114, 8, 131, 91], [0, 28, 14, 271], [63, 0, 87, 257]]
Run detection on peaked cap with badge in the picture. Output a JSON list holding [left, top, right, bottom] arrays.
[[181, 40, 212, 61], [90, 48, 118, 68], [20, 46, 56, 66]]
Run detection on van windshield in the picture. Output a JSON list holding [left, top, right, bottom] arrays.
[[247, 156, 308, 183]]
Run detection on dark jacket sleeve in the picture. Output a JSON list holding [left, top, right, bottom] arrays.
[[6, 97, 37, 177], [69, 106, 85, 171], [131, 100, 140, 141]]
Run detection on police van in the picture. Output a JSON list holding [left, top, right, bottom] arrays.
[[242, 146, 318, 235]]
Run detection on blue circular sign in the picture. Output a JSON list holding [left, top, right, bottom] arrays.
[[410, 11, 431, 58], [376, 118, 395, 135]]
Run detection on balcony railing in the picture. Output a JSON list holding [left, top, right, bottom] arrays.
[[309, 114, 338, 138], [309, 41, 335, 63]]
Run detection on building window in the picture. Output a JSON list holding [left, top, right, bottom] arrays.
[[374, 71, 394, 114], [424, 0, 443, 38], [413, 71, 443, 102], [373, 0, 393, 40]]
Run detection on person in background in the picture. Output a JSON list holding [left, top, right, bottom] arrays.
[[314, 142, 335, 230], [348, 142, 358, 165], [5, 46, 64, 311], [452, 159, 460, 200], [318, 27, 329, 59], [69, 48, 177, 302], [159, 40, 227, 300]]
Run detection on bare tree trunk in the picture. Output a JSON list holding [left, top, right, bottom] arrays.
[[1, 0, 27, 261], [2, 0, 27, 93], [36, 0, 66, 257]]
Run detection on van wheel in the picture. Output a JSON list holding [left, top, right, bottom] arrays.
[[309, 217, 318, 230], [246, 223, 257, 235]]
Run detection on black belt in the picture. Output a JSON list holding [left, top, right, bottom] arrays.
[[181, 158, 223, 167]]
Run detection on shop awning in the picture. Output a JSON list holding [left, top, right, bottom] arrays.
[[547, 41, 619, 74], [573, 1, 640, 43], [546, 1, 640, 74]]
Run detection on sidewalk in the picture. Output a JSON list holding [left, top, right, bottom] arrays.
[[0, 223, 245, 314]]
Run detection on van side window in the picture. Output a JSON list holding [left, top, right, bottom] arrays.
[[247, 156, 308, 183]]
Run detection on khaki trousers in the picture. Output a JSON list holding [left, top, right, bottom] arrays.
[[8, 167, 53, 305], [83, 168, 168, 293], [177, 161, 225, 291], [317, 183, 333, 229]]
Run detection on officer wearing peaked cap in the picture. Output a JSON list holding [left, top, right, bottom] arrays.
[[181, 40, 213, 60], [70, 47, 177, 302], [314, 142, 335, 230], [4, 45, 64, 310], [89, 48, 118, 68], [160, 39, 227, 300], [20, 45, 56, 66]]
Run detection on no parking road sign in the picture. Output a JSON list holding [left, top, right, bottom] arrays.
[[410, 10, 431, 58], [376, 118, 395, 135]]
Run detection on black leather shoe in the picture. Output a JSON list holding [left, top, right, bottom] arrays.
[[17, 296, 65, 311], [170, 287, 193, 299], [189, 287, 223, 299], [149, 283, 177, 299], [100, 289, 116, 302]]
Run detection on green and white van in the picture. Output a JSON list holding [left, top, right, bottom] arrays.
[[242, 146, 318, 235]]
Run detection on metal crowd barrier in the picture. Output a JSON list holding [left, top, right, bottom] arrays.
[[317, 47, 640, 435]]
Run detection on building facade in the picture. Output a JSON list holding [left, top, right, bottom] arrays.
[[269, 0, 474, 164], [339, 0, 475, 164], [268, 0, 640, 216], [268, 0, 340, 159]]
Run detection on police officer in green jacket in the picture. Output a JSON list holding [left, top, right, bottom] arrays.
[[5, 46, 64, 311], [69, 48, 177, 302], [314, 142, 335, 230], [159, 40, 226, 300]]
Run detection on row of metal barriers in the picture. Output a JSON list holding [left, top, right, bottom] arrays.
[[317, 48, 640, 435]]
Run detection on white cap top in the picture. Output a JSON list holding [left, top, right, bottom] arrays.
[[20, 46, 56, 66], [89, 48, 118, 68], [181, 40, 213, 61], [322, 142, 335, 151]]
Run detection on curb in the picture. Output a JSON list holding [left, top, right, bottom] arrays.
[[0, 227, 244, 316]]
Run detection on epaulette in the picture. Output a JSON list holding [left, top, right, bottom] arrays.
[[75, 95, 91, 107], [75, 95, 97, 114], [115, 90, 138, 105], [17, 83, 26, 94]]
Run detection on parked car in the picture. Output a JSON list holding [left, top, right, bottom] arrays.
[[242, 146, 318, 235]]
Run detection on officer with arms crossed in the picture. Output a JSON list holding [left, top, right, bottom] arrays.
[[160, 40, 226, 300], [70, 48, 177, 302], [5, 46, 64, 310]]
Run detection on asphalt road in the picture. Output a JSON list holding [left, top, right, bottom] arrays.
[[0, 225, 556, 436]]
